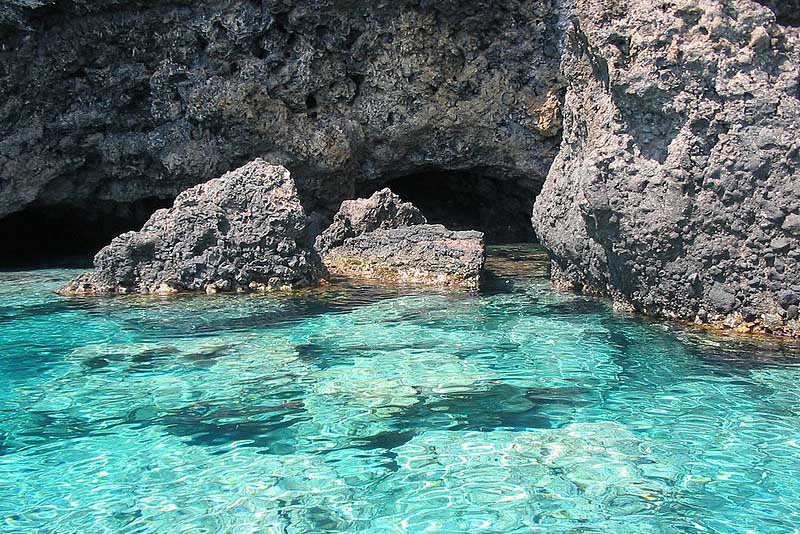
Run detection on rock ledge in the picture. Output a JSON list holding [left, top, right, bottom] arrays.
[[315, 188, 427, 255], [323, 224, 485, 289]]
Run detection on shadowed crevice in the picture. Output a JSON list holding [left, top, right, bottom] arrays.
[[754, 0, 800, 27], [0, 197, 172, 267], [364, 169, 541, 244]]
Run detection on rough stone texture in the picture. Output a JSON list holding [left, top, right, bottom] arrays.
[[754, 0, 800, 27], [57, 159, 324, 294], [315, 187, 426, 255], [323, 224, 485, 289], [0, 0, 563, 237], [5, 0, 800, 335], [532, 0, 800, 335]]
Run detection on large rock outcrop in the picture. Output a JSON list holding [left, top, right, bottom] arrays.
[[323, 224, 486, 289], [532, 0, 800, 335], [0, 0, 562, 251], [4, 0, 800, 334], [57, 159, 324, 294]]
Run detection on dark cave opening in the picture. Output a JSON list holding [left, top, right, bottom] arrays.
[[0, 197, 172, 268], [370, 169, 540, 244], [754, 0, 800, 27], [0, 169, 541, 267]]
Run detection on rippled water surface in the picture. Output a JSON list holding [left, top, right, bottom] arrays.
[[3, 245, 800, 533]]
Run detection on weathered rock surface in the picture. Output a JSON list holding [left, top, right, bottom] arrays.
[[316, 189, 484, 289], [315, 187, 427, 255], [57, 159, 323, 294], [323, 225, 485, 289], [4, 0, 800, 335], [0, 0, 562, 251], [532, 0, 800, 335]]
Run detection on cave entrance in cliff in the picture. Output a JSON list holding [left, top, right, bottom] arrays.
[[0, 198, 172, 267], [370, 169, 539, 244]]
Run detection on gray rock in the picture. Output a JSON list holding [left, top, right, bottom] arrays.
[[0, 0, 562, 238], [57, 159, 324, 294], [708, 284, 738, 314], [779, 290, 800, 308], [3, 0, 800, 336], [762, 205, 786, 223], [783, 214, 800, 235], [315, 188, 427, 255], [771, 238, 791, 252], [323, 224, 485, 289], [532, 0, 800, 335]]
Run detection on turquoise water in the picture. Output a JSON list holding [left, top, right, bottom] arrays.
[[2, 246, 800, 534]]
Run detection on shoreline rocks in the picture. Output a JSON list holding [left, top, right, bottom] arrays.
[[532, 0, 800, 338], [315, 188, 427, 256], [58, 171, 487, 294], [323, 224, 485, 290], [57, 160, 324, 295], [317, 188, 485, 289]]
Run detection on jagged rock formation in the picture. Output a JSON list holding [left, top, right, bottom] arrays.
[[323, 224, 485, 289], [57, 159, 324, 294], [317, 188, 484, 288], [532, 0, 800, 335], [315, 187, 427, 255], [0, 0, 562, 253], [3, 0, 800, 334], [58, 168, 486, 293]]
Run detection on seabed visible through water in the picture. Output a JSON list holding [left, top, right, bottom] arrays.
[[2, 245, 800, 533]]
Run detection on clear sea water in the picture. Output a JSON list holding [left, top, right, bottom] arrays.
[[2, 245, 800, 534]]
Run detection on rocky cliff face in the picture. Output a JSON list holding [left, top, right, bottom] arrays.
[[532, 0, 800, 335], [0, 0, 563, 253], [2, 0, 800, 334]]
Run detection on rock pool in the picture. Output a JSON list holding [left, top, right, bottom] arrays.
[[2, 246, 800, 533]]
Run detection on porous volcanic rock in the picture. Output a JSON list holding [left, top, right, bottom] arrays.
[[323, 224, 485, 289], [315, 187, 427, 255], [57, 159, 324, 294], [0, 0, 563, 236], [532, 0, 800, 335], [5, 0, 800, 336]]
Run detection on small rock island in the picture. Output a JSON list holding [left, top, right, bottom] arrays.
[[58, 160, 486, 294]]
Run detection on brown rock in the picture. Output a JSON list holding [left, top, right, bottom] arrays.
[[323, 224, 485, 289]]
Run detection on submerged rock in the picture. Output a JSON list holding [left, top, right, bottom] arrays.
[[370, 422, 676, 532], [315, 187, 427, 255], [323, 224, 485, 289], [58, 159, 324, 295]]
